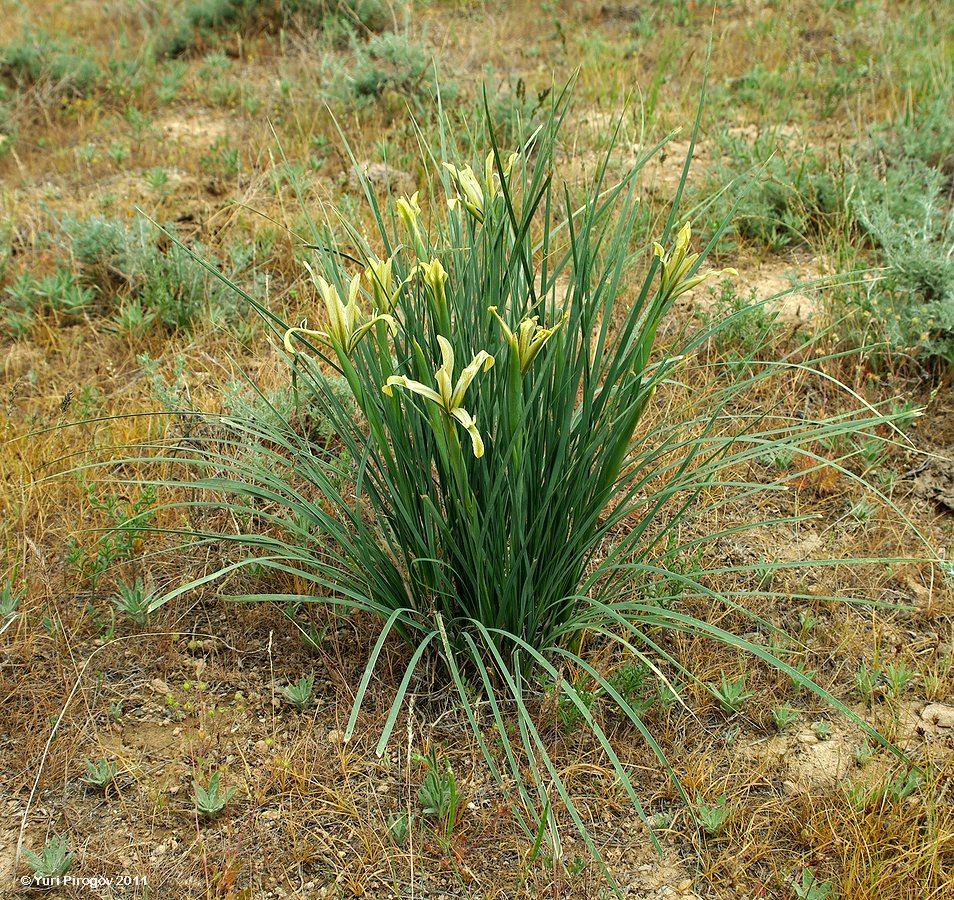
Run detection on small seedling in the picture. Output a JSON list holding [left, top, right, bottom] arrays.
[[387, 812, 411, 846], [297, 621, 328, 655], [0, 577, 24, 617], [813, 720, 832, 741], [857, 436, 885, 469], [711, 673, 753, 714], [844, 779, 873, 811], [855, 661, 879, 703], [884, 660, 913, 698], [194, 772, 236, 819], [797, 609, 818, 635], [695, 793, 731, 836], [107, 140, 129, 164], [849, 498, 874, 522], [114, 298, 158, 340], [761, 447, 794, 471], [281, 673, 314, 710], [854, 741, 876, 767], [607, 661, 655, 716], [544, 675, 596, 732], [885, 767, 923, 803], [657, 679, 685, 710], [787, 657, 817, 692], [566, 856, 587, 875], [941, 560, 954, 589], [144, 167, 170, 196], [81, 758, 117, 789], [416, 747, 461, 845], [23, 834, 73, 884], [418, 751, 459, 821], [772, 704, 799, 732], [110, 577, 156, 626], [562, 680, 597, 732], [889, 400, 919, 430], [755, 562, 775, 592], [792, 866, 834, 900], [922, 653, 952, 700]]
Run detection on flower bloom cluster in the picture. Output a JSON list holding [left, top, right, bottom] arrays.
[[283, 151, 732, 460]]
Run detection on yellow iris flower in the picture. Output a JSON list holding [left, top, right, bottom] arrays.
[[284, 265, 396, 356], [383, 335, 495, 458], [653, 221, 737, 302], [489, 305, 568, 374], [444, 151, 518, 223]]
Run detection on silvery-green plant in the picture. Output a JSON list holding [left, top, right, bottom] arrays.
[[101, 87, 924, 888], [23, 834, 73, 884], [792, 867, 834, 900], [387, 811, 411, 846], [110, 576, 156, 626], [416, 748, 462, 847], [0, 576, 24, 617], [855, 661, 880, 703], [772, 704, 799, 732], [712, 673, 753, 714], [281, 673, 314, 710], [695, 793, 731, 836], [194, 772, 236, 819], [81, 757, 117, 789], [884, 659, 913, 698], [813, 720, 832, 741]]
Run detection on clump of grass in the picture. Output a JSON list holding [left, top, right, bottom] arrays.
[[703, 130, 839, 254], [852, 158, 954, 367], [102, 87, 922, 888], [154, 0, 398, 60], [36, 216, 239, 338], [320, 31, 450, 111], [0, 32, 100, 98]]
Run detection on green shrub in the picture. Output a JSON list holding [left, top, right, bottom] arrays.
[[318, 30, 453, 112], [0, 34, 100, 97], [704, 131, 839, 252], [1, 268, 96, 334], [479, 71, 551, 150], [154, 0, 398, 60], [851, 159, 954, 365], [57, 216, 235, 335], [112, 92, 913, 886], [867, 88, 954, 175], [349, 32, 431, 100]]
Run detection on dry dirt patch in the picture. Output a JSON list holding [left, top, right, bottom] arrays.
[[158, 113, 232, 150]]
